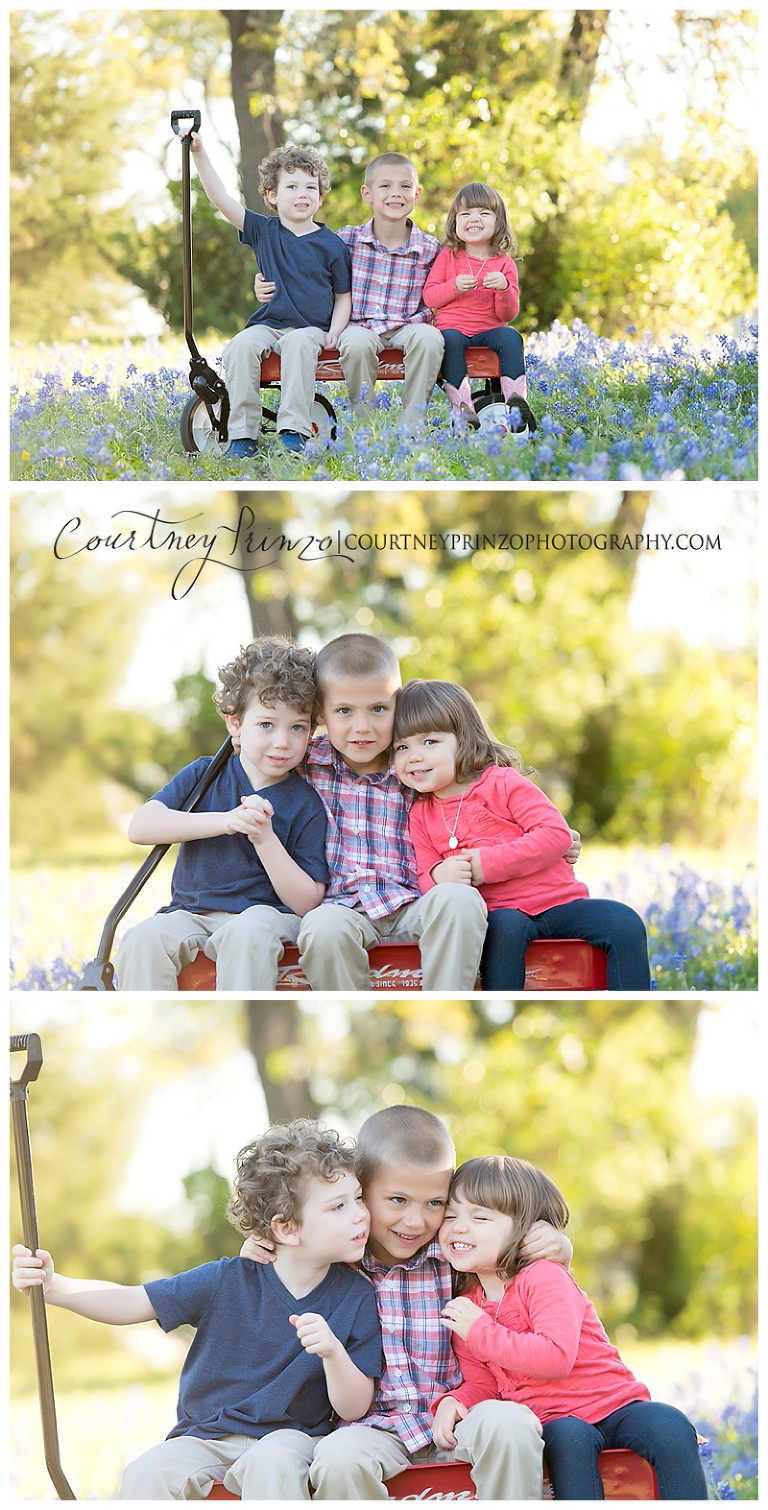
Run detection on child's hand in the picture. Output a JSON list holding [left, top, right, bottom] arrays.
[[432, 857, 473, 885], [239, 795, 275, 848], [455, 273, 477, 292], [519, 1220, 573, 1268], [432, 1395, 468, 1449], [239, 1234, 276, 1265], [323, 329, 342, 350], [455, 848, 484, 886], [440, 1296, 485, 1340], [482, 270, 508, 290], [176, 124, 202, 153], [220, 801, 270, 838], [564, 828, 581, 865], [290, 1312, 340, 1359], [12, 1245, 53, 1294], [253, 273, 276, 303]]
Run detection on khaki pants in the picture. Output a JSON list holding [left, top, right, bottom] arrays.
[[310, 1402, 545, 1499], [115, 905, 302, 991], [118, 1428, 317, 1499], [297, 883, 487, 991], [223, 323, 326, 439], [338, 323, 444, 429]]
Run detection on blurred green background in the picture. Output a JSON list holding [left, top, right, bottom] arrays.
[[11, 9, 757, 343]]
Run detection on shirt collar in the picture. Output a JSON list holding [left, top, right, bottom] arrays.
[[358, 216, 419, 250], [361, 1236, 444, 1276]]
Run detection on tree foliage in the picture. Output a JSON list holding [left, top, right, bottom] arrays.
[[10, 9, 757, 340], [10, 489, 756, 851]]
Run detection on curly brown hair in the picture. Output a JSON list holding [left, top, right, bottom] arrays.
[[214, 636, 316, 722], [258, 143, 332, 204], [444, 182, 517, 257], [393, 680, 532, 786], [227, 1120, 358, 1238], [449, 1156, 569, 1295]]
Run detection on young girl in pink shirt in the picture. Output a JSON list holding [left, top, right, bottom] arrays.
[[423, 182, 536, 434], [433, 1155, 708, 1500], [393, 680, 650, 990]]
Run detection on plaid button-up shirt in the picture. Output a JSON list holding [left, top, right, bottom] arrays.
[[305, 734, 419, 920], [360, 1241, 462, 1452], [337, 220, 441, 333]]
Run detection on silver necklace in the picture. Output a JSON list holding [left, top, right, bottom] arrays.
[[465, 249, 491, 277], [441, 791, 467, 849]]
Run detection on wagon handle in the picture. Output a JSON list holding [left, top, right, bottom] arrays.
[[10, 1036, 76, 1499], [76, 736, 234, 989], [170, 109, 202, 358]]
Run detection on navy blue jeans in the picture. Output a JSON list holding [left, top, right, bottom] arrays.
[[543, 1400, 708, 1499], [441, 326, 525, 386], [481, 899, 651, 990]]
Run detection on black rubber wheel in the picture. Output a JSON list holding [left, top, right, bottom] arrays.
[[308, 393, 337, 444], [474, 392, 537, 438], [180, 394, 225, 455]]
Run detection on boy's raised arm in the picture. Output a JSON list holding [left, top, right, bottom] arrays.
[[179, 128, 245, 232], [12, 1245, 156, 1326]]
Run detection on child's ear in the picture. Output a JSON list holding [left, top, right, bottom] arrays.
[[224, 713, 242, 749], [360, 182, 373, 205], [270, 1214, 300, 1248]]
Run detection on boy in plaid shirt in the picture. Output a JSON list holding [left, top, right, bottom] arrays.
[[255, 152, 443, 432], [244, 1105, 572, 1497], [298, 632, 487, 990]]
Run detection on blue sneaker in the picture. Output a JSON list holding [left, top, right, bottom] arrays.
[[279, 430, 307, 454], [226, 438, 260, 458]]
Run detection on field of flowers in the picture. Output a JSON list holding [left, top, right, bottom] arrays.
[[9, 1338, 757, 1498], [10, 849, 756, 991], [10, 321, 757, 483]]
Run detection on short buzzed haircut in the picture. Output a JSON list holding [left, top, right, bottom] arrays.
[[315, 633, 401, 700], [355, 1105, 455, 1191], [364, 152, 419, 187]]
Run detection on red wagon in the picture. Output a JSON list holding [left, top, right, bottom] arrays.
[[176, 938, 608, 993], [207, 1450, 659, 1500]]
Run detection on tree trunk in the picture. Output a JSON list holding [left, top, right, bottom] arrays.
[[558, 10, 611, 121], [568, 489, 649, 833], [222, 10, 285, 208], [233, 491, 300, 640], [246, 999, 317, 1122]]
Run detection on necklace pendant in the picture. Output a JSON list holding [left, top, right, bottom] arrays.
[[448, 835, 459, 849]]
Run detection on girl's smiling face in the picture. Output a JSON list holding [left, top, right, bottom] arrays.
[[439, 1190, 516, 1280], [393, 730, 467, 798], [454, 201, 497, 252]]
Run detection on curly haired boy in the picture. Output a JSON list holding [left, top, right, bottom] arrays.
[[115, 636, 329, 990], [13, 1119, 381, 1499]]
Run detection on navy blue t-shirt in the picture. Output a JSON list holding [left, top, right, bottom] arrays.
[[239, 210, 351, 330], [145, 1257, 382, 1441], [153, 756, 328, 914]]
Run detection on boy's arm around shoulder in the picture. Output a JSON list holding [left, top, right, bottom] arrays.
[[12, 1245, 156, 1325]]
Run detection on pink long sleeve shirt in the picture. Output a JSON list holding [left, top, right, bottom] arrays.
[[423, 247, 520, 334], [407, 765, 589, 914], [439, 1260, 651, 1425]]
